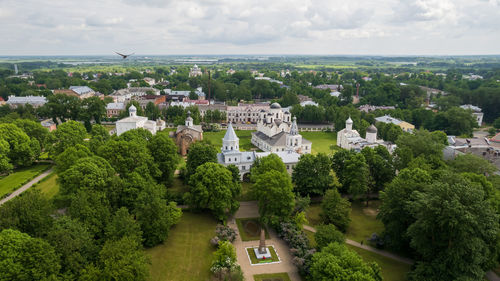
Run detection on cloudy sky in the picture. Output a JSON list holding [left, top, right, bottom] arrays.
[[1, 0, 499, 55]]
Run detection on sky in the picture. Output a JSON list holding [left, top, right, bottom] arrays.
[[1, 0, 499, 56]]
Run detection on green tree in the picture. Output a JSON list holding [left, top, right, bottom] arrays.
[[448, 153, 497, 175], [343, 153, 369, 200], [314, 224, 345, 250], [105, 207, 142, 244], [407, 175, 499, 280], [210, 241, 240, 280], [148, 132, 179, 186], [68, 190, 112, 239], [89, 236, 150, 281], [0, 190, 53, 237], [0, 139, 13, 173], [133, 184, 181, 247], [378, 168, 432, 252], [80, 97, 106, 129], [46, 216, 98, 277], [293, 153, 334, 196], [50, 120, 87, 157], [188, 162, 240, 221], [394, 129, 445, 170], [98, 139, 160, 180], [250, 153, 287, 181], [361, 146, 395, 192], [0, 229, 61, 281], [186, 141, 218, 180], [0, 123, 39, 167], [494, 117, 500, 130], [13, 119, 50, 150], [252, 170, 295, 226], [59, 156, 116, 196], [144, 102, 160, 121], [88, 124, 110, 153], [320, 189, 351, 232], [55, 144, 92, 173], [309, 242, 382, 281]]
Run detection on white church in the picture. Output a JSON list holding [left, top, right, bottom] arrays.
[[337, 117, 394, 152], [115, 104, 166, 136], [251, 103, 311, 154]]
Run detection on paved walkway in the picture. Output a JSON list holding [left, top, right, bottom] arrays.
[[228, 217, 301, 281], [0, 167, 53, 206]]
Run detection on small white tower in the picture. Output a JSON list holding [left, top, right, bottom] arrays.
[[129, 104, 137, 117], [185, 111, 193, 127], [222, 123, 239, 152], [286, 116, 303, 151], [346, 116, 353, 131], [366, 124, 378, 143]]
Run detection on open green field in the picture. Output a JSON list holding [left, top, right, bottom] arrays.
[[299, 131, 337, 154], [347, 245, 410, 281], [146, 212, 217, 281], [204, 130, 255, 151], [238, 182, 255, 201], [347, 201, 385, 243], [0, 164, 51, 198], [254, 272, 291, 281], [35, 172, 59, 199]]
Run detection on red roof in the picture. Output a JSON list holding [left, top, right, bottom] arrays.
[[0, 97, 4, 101]]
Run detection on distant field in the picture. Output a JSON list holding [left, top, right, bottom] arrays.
[[347, 245, 410, 281], [146, 212, 217, 281], [0, 164, 51, 198], [299, 131, 337, 155], [35, 172, 59, 199]]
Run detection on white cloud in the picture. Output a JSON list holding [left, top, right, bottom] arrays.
[[0, 0, 499, 55]]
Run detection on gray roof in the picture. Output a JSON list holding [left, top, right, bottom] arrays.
[[375, 115, 401, 125], [366, 124, 377, 133], [176, 125, 203, 134], [69, 86, 94, 96], [270, 102, 281, 109], [106, 102, 125, 110], [252, 131, 288, 147], [6, 95, 47, 105], [223, 123, 239, 141]]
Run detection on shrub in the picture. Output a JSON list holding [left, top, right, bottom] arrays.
[[314, 224, 345, 250], [215, 224, 237, 242]]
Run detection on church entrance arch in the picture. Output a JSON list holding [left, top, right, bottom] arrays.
[[242, 172, 251, 182]]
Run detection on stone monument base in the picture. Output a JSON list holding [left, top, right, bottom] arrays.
[[254, 247, 272, 260]]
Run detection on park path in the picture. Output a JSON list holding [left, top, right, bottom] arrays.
[[0, 167, 53, 206], [303, 224, 500, 281], [230, 201, 301, 281], [303, 225, 413, 265]]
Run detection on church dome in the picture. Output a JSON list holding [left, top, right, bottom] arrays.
[[129, 104, 137, 112], [346, 116, 353, 124], [366, 124, 377, 133], [270, 102, 281, 109]]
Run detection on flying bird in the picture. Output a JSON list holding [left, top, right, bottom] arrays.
[[115, 52, 134, 59]]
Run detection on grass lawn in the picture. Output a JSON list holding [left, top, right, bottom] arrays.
[[238, 181, 255, 201], [305, 203, 322, 227], [170, 176, 189, 194], [246, 246, 280, 264], [0, 164, 51, 198], [304, 229, 317, 249], [204, 130, 256, 151], [299, 131, 337, 155], [34, 172, 59, 199], [146, 212, 217, 281], [347, 245, 410, 281], [254, 272, 291, 281], [236, 218, 269, 241], [346, 201, 385, 243]]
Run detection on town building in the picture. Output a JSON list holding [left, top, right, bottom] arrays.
[[106, 102, 126, 117], [165, 87, 205, 101], [133, 95, 167, 110], [314, 84, 343, 91], [251, 103, 311, 154], [198, 104, 228, 119], [375, 115, 415, 133], [53, 86, 96, 99], [115, 105, 165, 136], [445, 136, 500, 175], [189, 64, 203, 77], [6, 95, 47, 108], [358, 105, 396, 113], [143, 77, 156, 86], [300, 100, 319, 107], [0, 97, 5, 106], [40, 119, 57, 132], [226, 103, 270, 124], [217, 123, 301, 180], [337, 117, 393, 152], [174, 112, 203, 156], [460, 104, 484, 126], [111, 87, 160, 103]]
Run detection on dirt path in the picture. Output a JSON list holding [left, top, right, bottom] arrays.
[[0, 167, 54, 206]]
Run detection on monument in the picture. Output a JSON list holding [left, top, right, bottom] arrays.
[[254, 228, 271, 259]]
